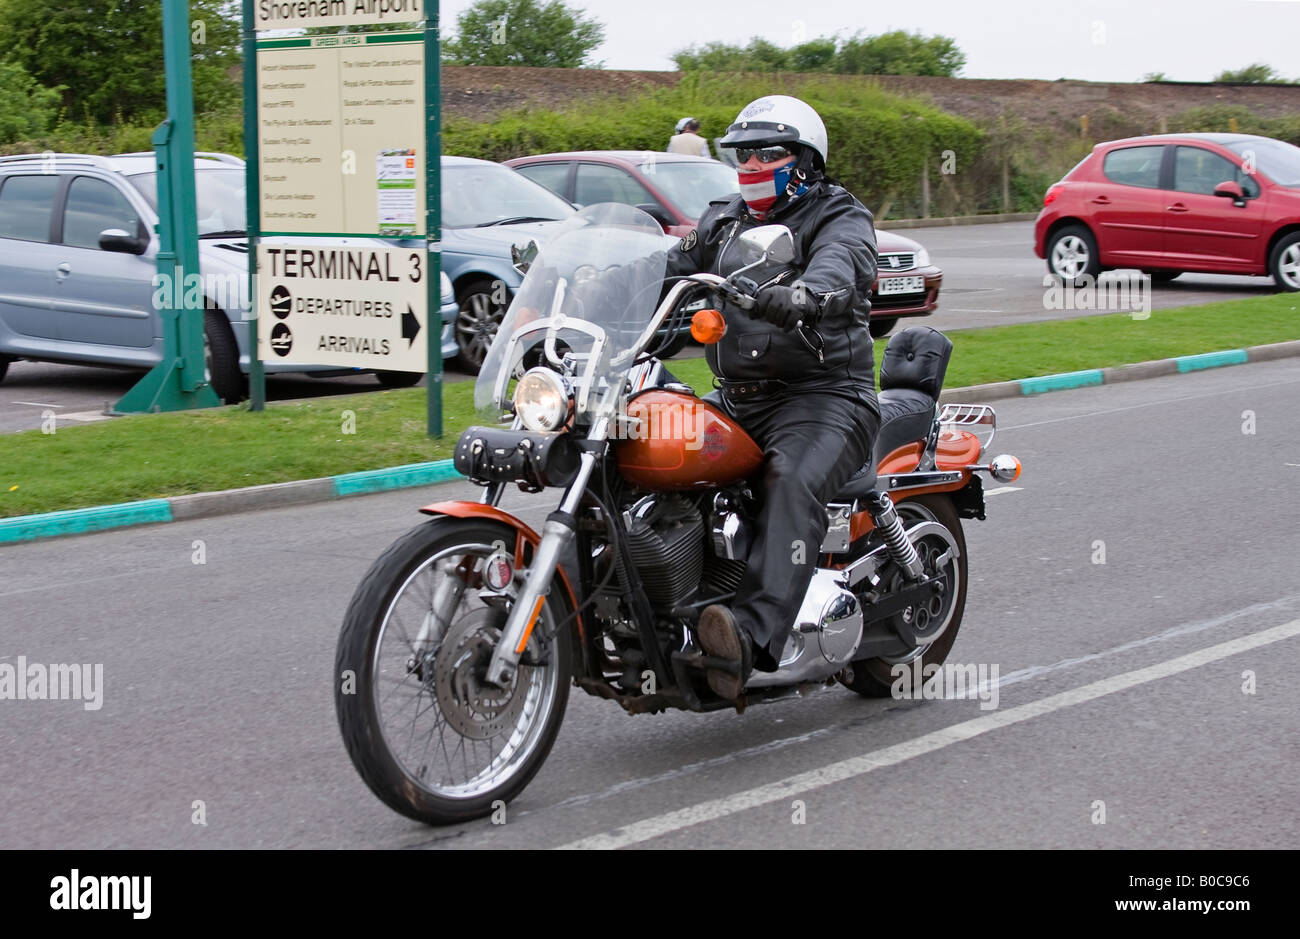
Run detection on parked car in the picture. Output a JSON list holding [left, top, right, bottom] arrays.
[[505, 150, 739, 237], [506, 149, 941, 337], [1035, 133, 1300, 291], [0, 152, 460, 400]]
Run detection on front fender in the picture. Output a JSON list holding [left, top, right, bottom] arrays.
[[418, 501, 585, 640]]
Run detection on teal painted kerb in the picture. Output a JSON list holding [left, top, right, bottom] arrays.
[[0, 500, 173, 545], [1019, 370, 1104, 395], [1176, 349, 1248, 372], [333, 460, 463, 496]]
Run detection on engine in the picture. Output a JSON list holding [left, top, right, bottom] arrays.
[[621, 494, 704, 609]]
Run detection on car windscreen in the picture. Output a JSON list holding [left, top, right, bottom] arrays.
[[127, 167, 247, 235], [643, 161, 739, 220], [443, 163, 575, 228], [1225, 139, 1300, 188]]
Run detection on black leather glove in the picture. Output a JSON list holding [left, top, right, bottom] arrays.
[[753, 283, 819, 332]]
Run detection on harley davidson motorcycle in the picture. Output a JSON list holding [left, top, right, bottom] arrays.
[[335, 203, 1022, 825]]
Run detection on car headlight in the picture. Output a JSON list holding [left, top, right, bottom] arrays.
[[439, 271, 454, 305], [913, 247, 931, 268], [513, 368, 571, 431]]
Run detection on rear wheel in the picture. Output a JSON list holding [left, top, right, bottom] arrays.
[[1145, 270, 1182, 284], [0, 354, 11, 384], [1046, 224, 1100, 285], [335, 518, 572, 825], [839, 494, 968, 698], [868, 316, 898, 339], [1270, 232, 1300, 292]]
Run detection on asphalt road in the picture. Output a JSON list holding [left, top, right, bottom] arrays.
[[0, 220, 1282, 433], [3, 358, 1298, 849]]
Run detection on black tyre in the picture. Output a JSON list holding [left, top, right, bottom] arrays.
[[868, 316, 898, 339], [0, 354, 11, 384], [375, 370, 423, 389], [203, 310, 246, 404], [1046, 224, 1101, 285], [656, 330, 691, 359], [839, 494, 969, 698], [1145, 270, 1182, 284], [335, 518, 572, 825], [1269, 231, 1300, 292], [454, 279, 510, 375]]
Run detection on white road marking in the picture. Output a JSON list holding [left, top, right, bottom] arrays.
[[1285, 463, 1300, 467], [557, 617, 1300, 850], [11, 401, 62, 408], [983, 486, 1023, 496]]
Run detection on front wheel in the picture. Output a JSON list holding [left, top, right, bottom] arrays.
[[1270, 232, 1300, 292], [0, 354, 11, 384], [335, 518, 572, 825], [454, 280, 510, 375], [839, 494, 969, 698], [374, 370, 423, 389], [868, 316, 898, 339]]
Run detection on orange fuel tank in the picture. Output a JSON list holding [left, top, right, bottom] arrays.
[[614, 390, 763, 490]]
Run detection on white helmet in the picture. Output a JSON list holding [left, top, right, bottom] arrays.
[[720, 95, 828, 168]]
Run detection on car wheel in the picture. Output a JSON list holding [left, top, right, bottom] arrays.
[[0, 354, 11, 384], [1046, 224, 1101, 285], [204, 310, 246, 404], [454, 279, 510, 375], [1269, 232, 1300, 293], [1145, 270, 1182, 284], [375, 370, 423, 389], [656, 331, 691, 358], [868, 317, 898, 339]]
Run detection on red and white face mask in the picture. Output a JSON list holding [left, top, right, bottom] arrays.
[[737, 158, 803, 220]]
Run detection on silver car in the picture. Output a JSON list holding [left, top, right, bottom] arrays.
[[0, 152, 459, 401]]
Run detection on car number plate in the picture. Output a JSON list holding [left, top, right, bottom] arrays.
[[877, 275, 926, 296]]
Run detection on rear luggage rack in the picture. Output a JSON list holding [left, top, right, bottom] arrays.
[[938, 403, 996, 453]]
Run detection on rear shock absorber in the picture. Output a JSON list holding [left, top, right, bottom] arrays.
[[863, 491, 925, 581]]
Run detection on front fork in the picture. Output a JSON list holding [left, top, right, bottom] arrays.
[[482, 424, 606, 688]]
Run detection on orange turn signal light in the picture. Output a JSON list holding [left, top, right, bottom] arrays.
[[691, 309, 726, 344]]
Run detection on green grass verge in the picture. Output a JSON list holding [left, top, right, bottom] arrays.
[[2, 293, 1296, 518]]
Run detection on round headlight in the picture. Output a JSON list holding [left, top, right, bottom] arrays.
[[513, 368, 570, 432]]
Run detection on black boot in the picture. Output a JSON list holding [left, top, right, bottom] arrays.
[[696, 605, 754, 700]]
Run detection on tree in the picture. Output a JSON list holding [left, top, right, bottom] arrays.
[[0, 0, 241, 126], [835, 30, 966, 77], [1142, 71, 1169, 82], [673, 30, 965, 77], [1214, 63, 1288, 83], [442, 0, 605, 67], [0, 60, 62, 144]]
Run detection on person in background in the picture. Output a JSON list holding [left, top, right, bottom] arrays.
[[668, 117, 711, 158]]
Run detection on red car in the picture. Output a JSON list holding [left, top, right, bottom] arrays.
[[1035, 133, 1300, 290], [505, 150, 941, 336]]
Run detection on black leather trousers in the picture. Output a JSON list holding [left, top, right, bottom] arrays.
[[720, 391, 879, 670]]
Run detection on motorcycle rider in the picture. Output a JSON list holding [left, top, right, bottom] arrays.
[[662, 95, 881, 699]]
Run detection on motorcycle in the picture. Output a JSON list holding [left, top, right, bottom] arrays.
[[334, 203, 1022, 825]]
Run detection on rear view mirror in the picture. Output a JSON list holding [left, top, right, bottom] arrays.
[[98, 228, 147, 255], [635, 202, 675, 231], [737, 225, 795, 265], [1213, 181, 1246, 205], [511, 239, 540, 275]]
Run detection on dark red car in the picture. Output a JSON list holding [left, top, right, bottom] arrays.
[[506, 150, 941, 336], [1035, 133, 1300, 290]]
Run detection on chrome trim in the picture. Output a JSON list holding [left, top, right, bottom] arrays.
[[820, 503, 853, 553], [878, 470, 965, 492], [744, 569, 864, 688], [939, 402, 997, 456]]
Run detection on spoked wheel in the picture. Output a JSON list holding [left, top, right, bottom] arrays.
[[454, 281, 509, 375], [335, 518, 572, 825], [1046, 224, 1100, 286], [839, 494, 969, 698]]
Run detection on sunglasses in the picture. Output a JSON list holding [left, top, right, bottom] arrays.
[[735, 146, 793, 164]]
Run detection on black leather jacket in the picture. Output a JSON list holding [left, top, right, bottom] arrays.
[[664, 179, 879, 415]]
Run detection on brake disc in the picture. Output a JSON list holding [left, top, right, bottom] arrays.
[[433, 613, 528, 740]]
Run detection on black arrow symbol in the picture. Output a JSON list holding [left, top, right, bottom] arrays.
[[402, 304, 421, 347]]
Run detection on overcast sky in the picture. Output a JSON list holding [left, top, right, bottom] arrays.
[[437, 0, 1300, 82]]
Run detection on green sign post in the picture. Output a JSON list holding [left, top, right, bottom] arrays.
[[114, 0, 220, 414]]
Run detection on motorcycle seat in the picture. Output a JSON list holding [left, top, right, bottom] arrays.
[[830, 388, 936, 502]]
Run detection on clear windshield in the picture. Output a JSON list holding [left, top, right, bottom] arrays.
[[126, 168, 246, 235], [443, 163, 574, 228], [474, 203, 668, 423]]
